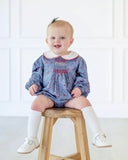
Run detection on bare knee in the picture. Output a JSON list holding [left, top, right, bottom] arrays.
[[71, 96, 91, 109], [31, 95, 54, 112], [31, 102, 45, 112], [82, 97, 91, 108], [31, 103, 54, 112], [65, 96, 91, 110]]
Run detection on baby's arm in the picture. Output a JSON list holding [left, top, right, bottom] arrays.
[[72, 57, 90, 97], [25, 56, 44, 93]]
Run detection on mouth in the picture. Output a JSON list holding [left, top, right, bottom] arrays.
[[54, 44, 61, 48]]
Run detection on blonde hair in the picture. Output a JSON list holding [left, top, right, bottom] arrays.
[[47, 20, 74, 37]]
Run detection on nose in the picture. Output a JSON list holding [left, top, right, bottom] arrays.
[[55, 38, 60, 43]]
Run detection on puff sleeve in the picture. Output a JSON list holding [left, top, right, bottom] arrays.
[[25, 55, 44, 92], [73, 57, 90, 97]]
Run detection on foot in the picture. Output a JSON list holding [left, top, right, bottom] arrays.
[[17, 137, 40, 154], [92, 133, 112, 148]]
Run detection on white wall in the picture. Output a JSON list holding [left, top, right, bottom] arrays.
[[0, 0, 128, 118]]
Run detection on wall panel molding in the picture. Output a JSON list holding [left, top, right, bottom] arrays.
[[0, 0, 10, 37], [124, 0, 128, 38], [112, 48, 124, 103], [123, 49, 128, 102], [113, 0, 124, 38], [0, 49, 10, 101]]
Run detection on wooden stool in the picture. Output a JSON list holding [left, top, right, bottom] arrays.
[[38, 108, 90, 160]]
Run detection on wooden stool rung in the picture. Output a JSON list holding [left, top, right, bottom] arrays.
[[50, 153, 80, 160], [64, 153, 81, 160], [49, 154, 62, 160]]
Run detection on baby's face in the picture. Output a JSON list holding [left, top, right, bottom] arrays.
[[46, 25, 73, 55]]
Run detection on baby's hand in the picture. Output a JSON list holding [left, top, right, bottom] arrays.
[[29, 84, 38, 96], [71, 88, 82, 98]]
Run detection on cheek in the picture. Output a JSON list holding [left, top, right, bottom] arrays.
[[66, 42, 72, 47], [48, 41, 53, 46], [62, 41, 69, 47]]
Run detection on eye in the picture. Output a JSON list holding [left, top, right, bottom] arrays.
[[60, 37, 65, 39], [51, 37, 55, 39]]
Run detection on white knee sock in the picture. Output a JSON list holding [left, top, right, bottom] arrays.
[[27, 109, 42, 138], [81, 107, 103, 137]]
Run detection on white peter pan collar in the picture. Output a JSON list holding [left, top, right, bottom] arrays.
[[43, 51, 79, 60]]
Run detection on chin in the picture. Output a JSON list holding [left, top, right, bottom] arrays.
[[53, 50, 63, 55]]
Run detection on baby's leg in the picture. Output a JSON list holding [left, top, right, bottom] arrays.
[[28, 95, 54, 137], [65, 96, 102, 135], [28, 95, 54, 138], [31, 94, 54, 112], [65, 96, 91, 109], [65, 96, 112, 148], [17, 95, 54, 154]]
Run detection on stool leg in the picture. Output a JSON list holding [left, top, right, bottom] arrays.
[[71, 118, 80, 153], [38, 117, 55, 160], [75, 116, 90, 160]]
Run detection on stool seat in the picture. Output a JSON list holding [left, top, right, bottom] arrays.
[[42, 107, 82, 118], [38, 107, 90, 160]]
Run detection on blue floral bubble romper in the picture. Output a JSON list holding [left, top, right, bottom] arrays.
[[25, 51, 90, 107]]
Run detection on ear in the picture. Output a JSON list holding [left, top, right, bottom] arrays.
[[70, 38, 74, 45], [45, 39, 48, 44]]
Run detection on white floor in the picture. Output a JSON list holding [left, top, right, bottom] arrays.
[[0, 117, 128, 160]]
